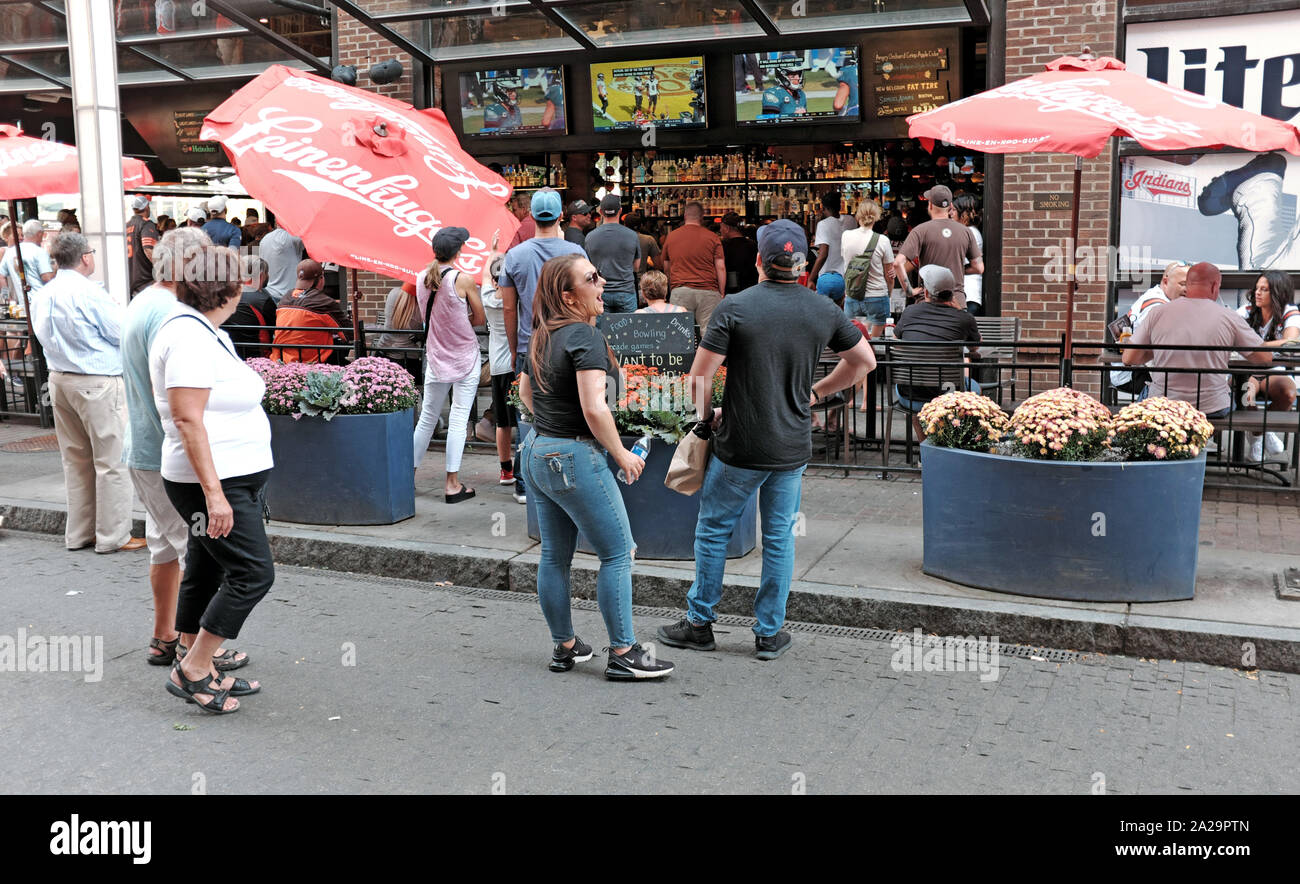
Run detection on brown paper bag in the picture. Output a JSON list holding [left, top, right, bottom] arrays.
[[664, 431, 710, 495]]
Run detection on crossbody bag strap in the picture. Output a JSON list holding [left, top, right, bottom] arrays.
[[159, 311, 239, 362], [420, 267, 455, 339]]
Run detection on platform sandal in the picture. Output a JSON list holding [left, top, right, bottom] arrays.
[[165, 662, 240, 714], [147, 635, 180, 666], [177, 644, 250, 671]]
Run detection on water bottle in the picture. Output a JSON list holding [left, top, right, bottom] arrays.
[[618, 434, 652, 484], [885, 317, 896, 339]]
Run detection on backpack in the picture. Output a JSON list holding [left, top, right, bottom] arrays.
[[843, 231, 881, 301]]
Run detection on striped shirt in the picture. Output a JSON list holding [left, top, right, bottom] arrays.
[[30, 269, 124, 376]]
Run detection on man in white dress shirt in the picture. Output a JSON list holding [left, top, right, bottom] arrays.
[[30, 232, 143, 553]]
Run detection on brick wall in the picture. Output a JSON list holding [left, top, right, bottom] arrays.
[[335, 6, 418, 330], [1001, 0, 1118, 391]]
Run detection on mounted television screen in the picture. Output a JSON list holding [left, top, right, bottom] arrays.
[[590, 56, 706, 131], [458, 67, 567, 136], [734, 48, 859, 126]]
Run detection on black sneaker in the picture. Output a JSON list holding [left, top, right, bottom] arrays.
[[755, 631, 793, 661], [656, 617, 716, 651], [605, 643, 674, 681], [549, 636, 593, 672]]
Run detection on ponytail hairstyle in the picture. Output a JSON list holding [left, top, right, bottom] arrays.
[[528, 253, 618, 393]]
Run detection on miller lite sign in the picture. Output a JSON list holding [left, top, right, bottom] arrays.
[[1127, 9, 1300, 123]]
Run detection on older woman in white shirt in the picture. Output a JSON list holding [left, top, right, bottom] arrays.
[[150, 245, 272, 714]]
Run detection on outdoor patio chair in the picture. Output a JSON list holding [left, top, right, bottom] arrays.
[[882, 341, 967, 467], [973, 316, 1019, 404]]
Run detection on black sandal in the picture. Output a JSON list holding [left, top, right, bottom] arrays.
[[147, 635, 180, 666], [445, 485, 476, 504], [211, 672, 260, 697], [178, 644, 250, 672], [165, 662, 239, 714]]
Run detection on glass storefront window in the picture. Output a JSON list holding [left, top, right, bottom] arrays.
[[754, 0, 970, 33], [0, 1, 67, 47], [152, 34, 326, 79], [555, 0, 763, 47], [421, 11, 579, 60]]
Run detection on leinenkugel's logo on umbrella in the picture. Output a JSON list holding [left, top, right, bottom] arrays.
[[201, 76, 508, 244], [986, 78, 1207, 143], [1124, 169, 1193, 200], [0, 139, 74, 174]]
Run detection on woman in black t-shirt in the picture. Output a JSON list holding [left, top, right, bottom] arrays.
[[518, 253, 674, 681]]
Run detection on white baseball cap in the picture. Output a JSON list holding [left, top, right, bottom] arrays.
[[207, 195, 228, 214], [130, 195, 150, 211], [186, 206, 206, 224]]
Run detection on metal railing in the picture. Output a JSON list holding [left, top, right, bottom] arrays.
[[0, 318, 51, 427], [808, 336, 1300, 489]]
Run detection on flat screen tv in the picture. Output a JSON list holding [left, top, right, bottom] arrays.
[[458, 67, 567, 136], [734, 48, 859, 126], [590, 56, 706, 131]]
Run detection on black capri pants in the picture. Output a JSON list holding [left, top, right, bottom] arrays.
[[164, 470, 274, 641]]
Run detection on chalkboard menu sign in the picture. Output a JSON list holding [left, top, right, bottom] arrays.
[[174, 110, 220, 157], [872, 47, 950, 117], [597, 313, 696, 371]]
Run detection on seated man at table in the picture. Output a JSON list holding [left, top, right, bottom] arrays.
[[1123, 261, 1270, 418], [270, 259, 351, 364], [894, 264, 981, 440]]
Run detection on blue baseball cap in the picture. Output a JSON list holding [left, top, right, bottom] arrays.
[[530, 188, 562, 222], [757, 219, 808, 271]]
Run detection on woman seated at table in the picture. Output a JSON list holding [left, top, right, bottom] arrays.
[[1238, 270, 1299, 460], [634, 270, 685, 314]]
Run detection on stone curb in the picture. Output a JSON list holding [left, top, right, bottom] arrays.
[[5, 498, 1298, 674]]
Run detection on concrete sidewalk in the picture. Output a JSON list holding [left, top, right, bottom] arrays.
[[4, 421, 1300, 672]]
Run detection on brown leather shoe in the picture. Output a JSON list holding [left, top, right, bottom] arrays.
[[117, 537, 148, 552]]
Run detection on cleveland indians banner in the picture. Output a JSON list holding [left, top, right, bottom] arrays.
[[1120, 152, 1300, 273], [201, 66, 519, 280]]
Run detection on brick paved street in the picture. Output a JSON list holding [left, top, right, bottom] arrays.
[[2, 532, 1296, 794]]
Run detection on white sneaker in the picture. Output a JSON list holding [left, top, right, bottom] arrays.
[[1265, 432, 1285, 455], [1247, 433, 1263, 462]]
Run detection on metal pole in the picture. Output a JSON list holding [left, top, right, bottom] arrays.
[[1064, 155, 1082, 365], [350, 267, 364, 358]]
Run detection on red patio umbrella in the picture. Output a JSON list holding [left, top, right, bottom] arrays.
[[0, 123, 154, 200], [907, 55, 1300, 359], [200, 65, 520, 332], [1, 123, 154, 387]]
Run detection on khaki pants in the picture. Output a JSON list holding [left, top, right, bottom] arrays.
[[669, 286, 722, 334], [49, 372, 132, 552]]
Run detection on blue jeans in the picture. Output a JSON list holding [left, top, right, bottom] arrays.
[[686, 455, 805, 637], [602, 290, 638, 313], [847, 295, 890, 324], [521, 434, 636, 648]]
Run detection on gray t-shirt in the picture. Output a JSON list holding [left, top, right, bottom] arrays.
[[499, 236, 586, 353], [258, 228, 304, 300], [701, 281, 862, 471], [584, 221, 641, 296]]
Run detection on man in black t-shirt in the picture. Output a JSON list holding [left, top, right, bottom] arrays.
[[719, 212, 758, 294], [894, 264, 982, 438], [658, 220, 875, 662], [125, 195, 158, 298]]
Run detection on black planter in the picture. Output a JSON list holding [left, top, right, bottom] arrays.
[[265, 409, 416, 525], [921, 441, 1206, 602]]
